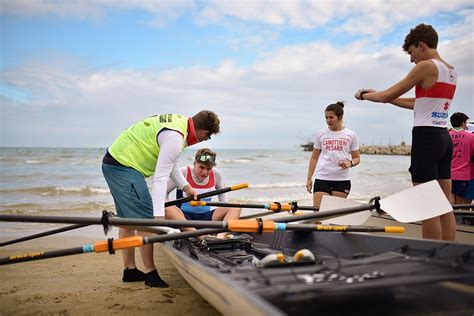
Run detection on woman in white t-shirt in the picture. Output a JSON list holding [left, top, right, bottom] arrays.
[[306, 102, 361, 208]]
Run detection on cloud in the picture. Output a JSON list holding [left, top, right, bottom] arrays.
[[1, 1, 472, 148]]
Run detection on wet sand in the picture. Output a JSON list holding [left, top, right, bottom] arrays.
[[0, 229, 220, 315]]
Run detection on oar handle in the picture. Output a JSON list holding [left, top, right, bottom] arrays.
[[189, 200, 293, 212], [164, 183, 248, 207]]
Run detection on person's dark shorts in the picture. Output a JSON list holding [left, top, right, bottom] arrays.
[[466, 180, 474, 200], [182, 210, 215, 221], [452, 180, 470, 198], [313, 179, 351, 195], [102, 163, 153, 219], [409, 127, 452, 183]]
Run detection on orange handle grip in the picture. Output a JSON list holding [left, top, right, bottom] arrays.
[[268, 203, 292, 212], [94, 236, 144, 253], [189, 201, 206, 206], [384, 226, 405, 233], [227, 220, 276, 232]]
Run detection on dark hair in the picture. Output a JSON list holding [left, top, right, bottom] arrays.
[[192, 110, 220, 135], [325, 101, 344, 118], [403, 23, 438, 52], [450, 112, 469, 128]]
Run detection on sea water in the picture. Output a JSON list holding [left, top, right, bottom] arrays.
[[0, 147, 412, 235]]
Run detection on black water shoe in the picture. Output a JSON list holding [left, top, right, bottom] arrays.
[[144, 269, 169, 288], [122, 268, 146, 282]]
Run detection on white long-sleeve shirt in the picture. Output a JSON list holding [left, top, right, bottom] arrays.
[[151, 130, 189, 216]]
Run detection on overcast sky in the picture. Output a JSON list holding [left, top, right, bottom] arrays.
[[1, 0, 473, 149]]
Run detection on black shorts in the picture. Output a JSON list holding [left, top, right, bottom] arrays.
[[409, 127, 452, 183], [313, 179, 351, 195]]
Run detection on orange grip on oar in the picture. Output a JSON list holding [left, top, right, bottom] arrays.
[[227, 220, 276, 232], [268, 203, 292, 212], [384, 226, 405, 233], [94, 236, 144, 253], [231, 183, 249, 191], [189, 201, 207, 206]]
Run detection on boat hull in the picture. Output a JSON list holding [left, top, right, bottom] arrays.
[[163, 231, 474, 315]]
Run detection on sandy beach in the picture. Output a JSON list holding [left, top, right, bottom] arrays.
[[0, 228, 219, 315]]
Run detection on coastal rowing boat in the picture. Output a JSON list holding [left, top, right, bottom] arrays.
[[161, 231, 474, 315], [364, 212, 474, 244]]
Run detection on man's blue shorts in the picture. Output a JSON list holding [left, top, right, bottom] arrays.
[[102, 163, 153, 219], [182, 210, 215, 221]]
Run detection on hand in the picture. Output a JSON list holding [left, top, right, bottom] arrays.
[[354, 88, 375, 100], [306, 178, 313, 194], [338, 160, 351, 169], [183, 184, 198, 200]]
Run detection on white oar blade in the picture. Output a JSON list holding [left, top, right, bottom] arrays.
[[320, 196, 371, 225], [380, 180, 453, 223]]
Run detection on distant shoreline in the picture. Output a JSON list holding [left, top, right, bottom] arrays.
[[300, 143, 411, 156]]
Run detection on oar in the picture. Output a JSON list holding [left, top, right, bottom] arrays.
[[0, 224, 88, 247], [0, 221, 403, 265], [166, 183, 248, 207], [452, 204, 474, 210], [189, 200, 310, 213], [317, 180, 454, 225], [0, 181, 450, 228], [0, 183, 249, 247]]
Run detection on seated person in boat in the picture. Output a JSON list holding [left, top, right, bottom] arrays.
[[165, 148, 241, 238]]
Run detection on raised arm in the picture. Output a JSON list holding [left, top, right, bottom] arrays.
[[355, 60, 437, 109]]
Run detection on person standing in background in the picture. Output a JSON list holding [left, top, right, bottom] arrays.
[[306, 102, 360, 208], [354, 24, 457, 241], [449, 112, 474, 204]]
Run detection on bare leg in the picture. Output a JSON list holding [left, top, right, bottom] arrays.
[[137, 230, 156, 273], [438, 179, 456, 241], [165, 206, 196, 231], [119, 227, 138, 269], [331, 191, 349, 199], [313, 192, 330, 209], [213, 207, 241, 239]]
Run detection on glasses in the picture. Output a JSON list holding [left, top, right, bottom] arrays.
[[204, 132, 212, 141], [196, 154, 216, 164]]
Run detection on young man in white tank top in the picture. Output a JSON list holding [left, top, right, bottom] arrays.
[[165, 148, 241, 239], [354, 24, 457, 241]]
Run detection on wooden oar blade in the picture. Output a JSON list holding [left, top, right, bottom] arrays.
[[380, 180, 453, 223], [319, 196, 371, 225]]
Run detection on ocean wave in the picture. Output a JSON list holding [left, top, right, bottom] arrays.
[[220, 158, 255, 164], [0, 186, 110, 196], [0, 201, 115, 215], [249, 182, 305, 189]]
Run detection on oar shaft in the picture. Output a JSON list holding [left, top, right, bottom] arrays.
[[0, 228, 226, 266], [452, 204, 474, 210], [275, 203, 374, 223], [0, 224, 89, 247], [165, 183, 248, 207], [0, 214, 226, 229], [0, 246, 85, 265], [190, 200, 293, 212]]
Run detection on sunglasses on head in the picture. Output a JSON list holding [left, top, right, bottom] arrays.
[[196, 154, 216, 164]]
